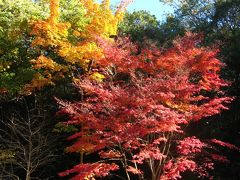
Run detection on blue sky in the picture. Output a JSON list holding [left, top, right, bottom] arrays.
[[97, 0, 174, 21]]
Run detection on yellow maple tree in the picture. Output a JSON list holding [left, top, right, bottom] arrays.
[[25, 0, 132, 92]]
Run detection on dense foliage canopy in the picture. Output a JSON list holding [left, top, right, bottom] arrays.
[[0, 0, 239, 179]]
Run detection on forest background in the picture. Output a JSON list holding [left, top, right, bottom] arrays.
[[0, 0, 240, 179]]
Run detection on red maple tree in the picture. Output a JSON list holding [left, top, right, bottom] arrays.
[[57, 33, 234, 180]]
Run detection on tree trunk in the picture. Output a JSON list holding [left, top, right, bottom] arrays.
[[26, 171, 31, 180]]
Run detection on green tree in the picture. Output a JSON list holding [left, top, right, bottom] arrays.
[[118, 10, 185, 47], [158, 15, 185, 45], [118, 10, 160, 42]]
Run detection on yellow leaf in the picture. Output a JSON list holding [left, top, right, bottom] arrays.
[[90, 72, 105, 82]]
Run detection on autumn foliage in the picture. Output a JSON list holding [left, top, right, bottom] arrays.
[[24, 0, 132, 93], [0, 0, 238, 179], [0, 0, 133, 94], [57, 33, 234, 179]]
